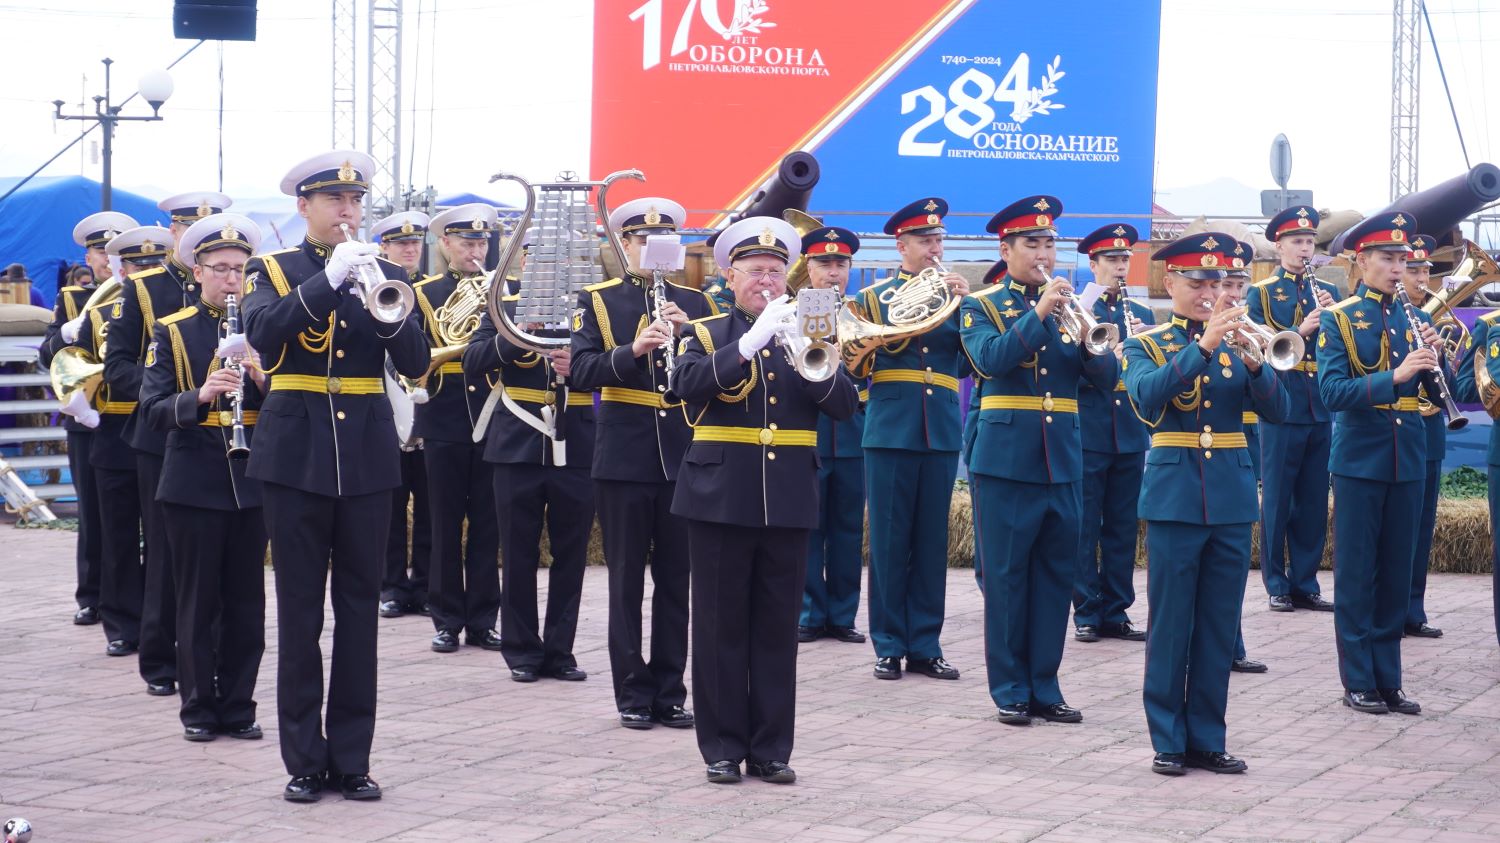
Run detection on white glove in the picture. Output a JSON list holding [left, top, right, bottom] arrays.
[[409, 386, 430, 405], [326, 240, 380, 290], [216, 332, 248, 359], [61, 313, 85, 344], [60, 389, 99, 428], [737, 296, 796, 359]]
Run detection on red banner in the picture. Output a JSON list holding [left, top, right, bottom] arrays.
[[591, 0, 964, 226]]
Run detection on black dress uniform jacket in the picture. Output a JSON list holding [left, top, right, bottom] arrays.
[[106, 260, 201, 455], [240, 238, 429, 496], [412, 270, 493, 443], [139, 302, 264, 510], [670, 307, 859, 528], [570, 271, 719, 480], [464, 303, 596, 465]]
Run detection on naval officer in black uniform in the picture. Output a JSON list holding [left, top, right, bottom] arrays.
[[411, 204, 503, 653], [673, 216, 858, 784], [465, 230, 596, 683], [241, 150, 428, 802], [108, 192, 231, 697], [570, 197, 718, 730], [139, 212, 267, 743]]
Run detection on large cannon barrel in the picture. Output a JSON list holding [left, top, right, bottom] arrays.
[[1330, 163, 1500, 254], [708, 152, 821, 247]]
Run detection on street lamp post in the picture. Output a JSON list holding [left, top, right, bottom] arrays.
[[53, 58, 174, 211]]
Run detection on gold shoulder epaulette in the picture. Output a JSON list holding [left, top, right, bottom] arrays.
[[413, 274, 444, 288], [59, 285, 85, 295], [1139, 322, 1173, 338], [501, 293, 520, 303], [157, 306, 197, 326], [1251, 277, 1278, 288], [687, 312, 729, 325], [584, 278, 623, 293], [1328, 295, 1361, 312], [128, 265, 167, 281], [967, 284, 1007, 299], [1479, 310, 1500, 325]]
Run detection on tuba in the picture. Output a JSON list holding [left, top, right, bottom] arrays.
[[839, 258, 961, 375], [781, 209, 825, 294]]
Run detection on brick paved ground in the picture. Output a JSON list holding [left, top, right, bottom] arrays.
[[1, 526, 1498, 842]]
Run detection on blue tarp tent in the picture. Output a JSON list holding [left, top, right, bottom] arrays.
[[0, 176, 168, 308]]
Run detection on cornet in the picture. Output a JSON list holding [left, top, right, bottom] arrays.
[[1225, 299, 1304, 371], [339, 223, 415, 323], [762, 290, 838, 382], [1036, 261, 1119, 355]]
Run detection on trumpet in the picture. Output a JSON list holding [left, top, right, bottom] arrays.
[[339, 223, 415, 323], [1226, 299, 1305, 371], [762, 289, 838, 382], [1036, 262, 1119, 354], [222, 293, 250, 460]]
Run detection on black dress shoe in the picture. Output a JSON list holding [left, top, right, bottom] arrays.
[[430, 629, 459, 653], [106, 639, 138, 657], [378, 600, 405, 618], [1268, 595, 1295, 612], [620, 708, 655, 730], [1231, 657, 1268, 673], [1291, 592, 1334, 611], [873, 657, 902, 680], [1028, 701, 1083, 723], [706, 760, 741, 783], [1099, 621, 1147, 642], [1074, 625, 1100, 642], [996, 703, 1031, 725], [1186, 750, 1247, 773], [283, 773, 325, 803], [468, 628, 504, 651], [1152, 752, 1187, 776], [1378, 688, 1421, 715], [548, 665, 587, 681], [510, 667, 539, 683], [409, 600, 432, 616], [225, 722, 263, 740], [1342, 689, 1389, 714], [654, 705, 695, 729], [336, 773, 382, 800], [183, 725, 217, 742], [746, 760, 796, 783], [1404, 622, 1443, 638], [146, 680, 176, 696], [907, 657, 960, 679], [826, 625, 867, 643], [797, 625, 823, 643], [73, 606, 99, 625]]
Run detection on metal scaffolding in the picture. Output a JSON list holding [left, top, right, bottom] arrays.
[[1390, 0, 1421, 200], [331, 0, 358, 150], [367, 0, 403, 220]]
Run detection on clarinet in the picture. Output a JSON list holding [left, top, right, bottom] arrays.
[[1393, 283, 1467, 431], [652, 269, 675, 377], [223, 293, 251, 459]]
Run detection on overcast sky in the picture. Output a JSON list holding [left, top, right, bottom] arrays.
[[0, 0, 1494, 219]]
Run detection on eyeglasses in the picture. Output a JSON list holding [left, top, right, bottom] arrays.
[[732, 268, 787, 282], [202, 264, 247, 277]]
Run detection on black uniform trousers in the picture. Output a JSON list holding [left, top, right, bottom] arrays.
[[687, 519, 808, 765], [263, 482, 388, 778], [66, 430, 102, 611], [163, 502, 266, 730], [383, 448, 432, 608], [596, 478, 690, 712], [95, 466, 143, 644], [424, 440, 501, 636], [136, 453, 177, 685], [493, 463, 592, 672]]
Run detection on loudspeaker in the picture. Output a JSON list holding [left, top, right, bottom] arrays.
[[173, 1, 258, 42]]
